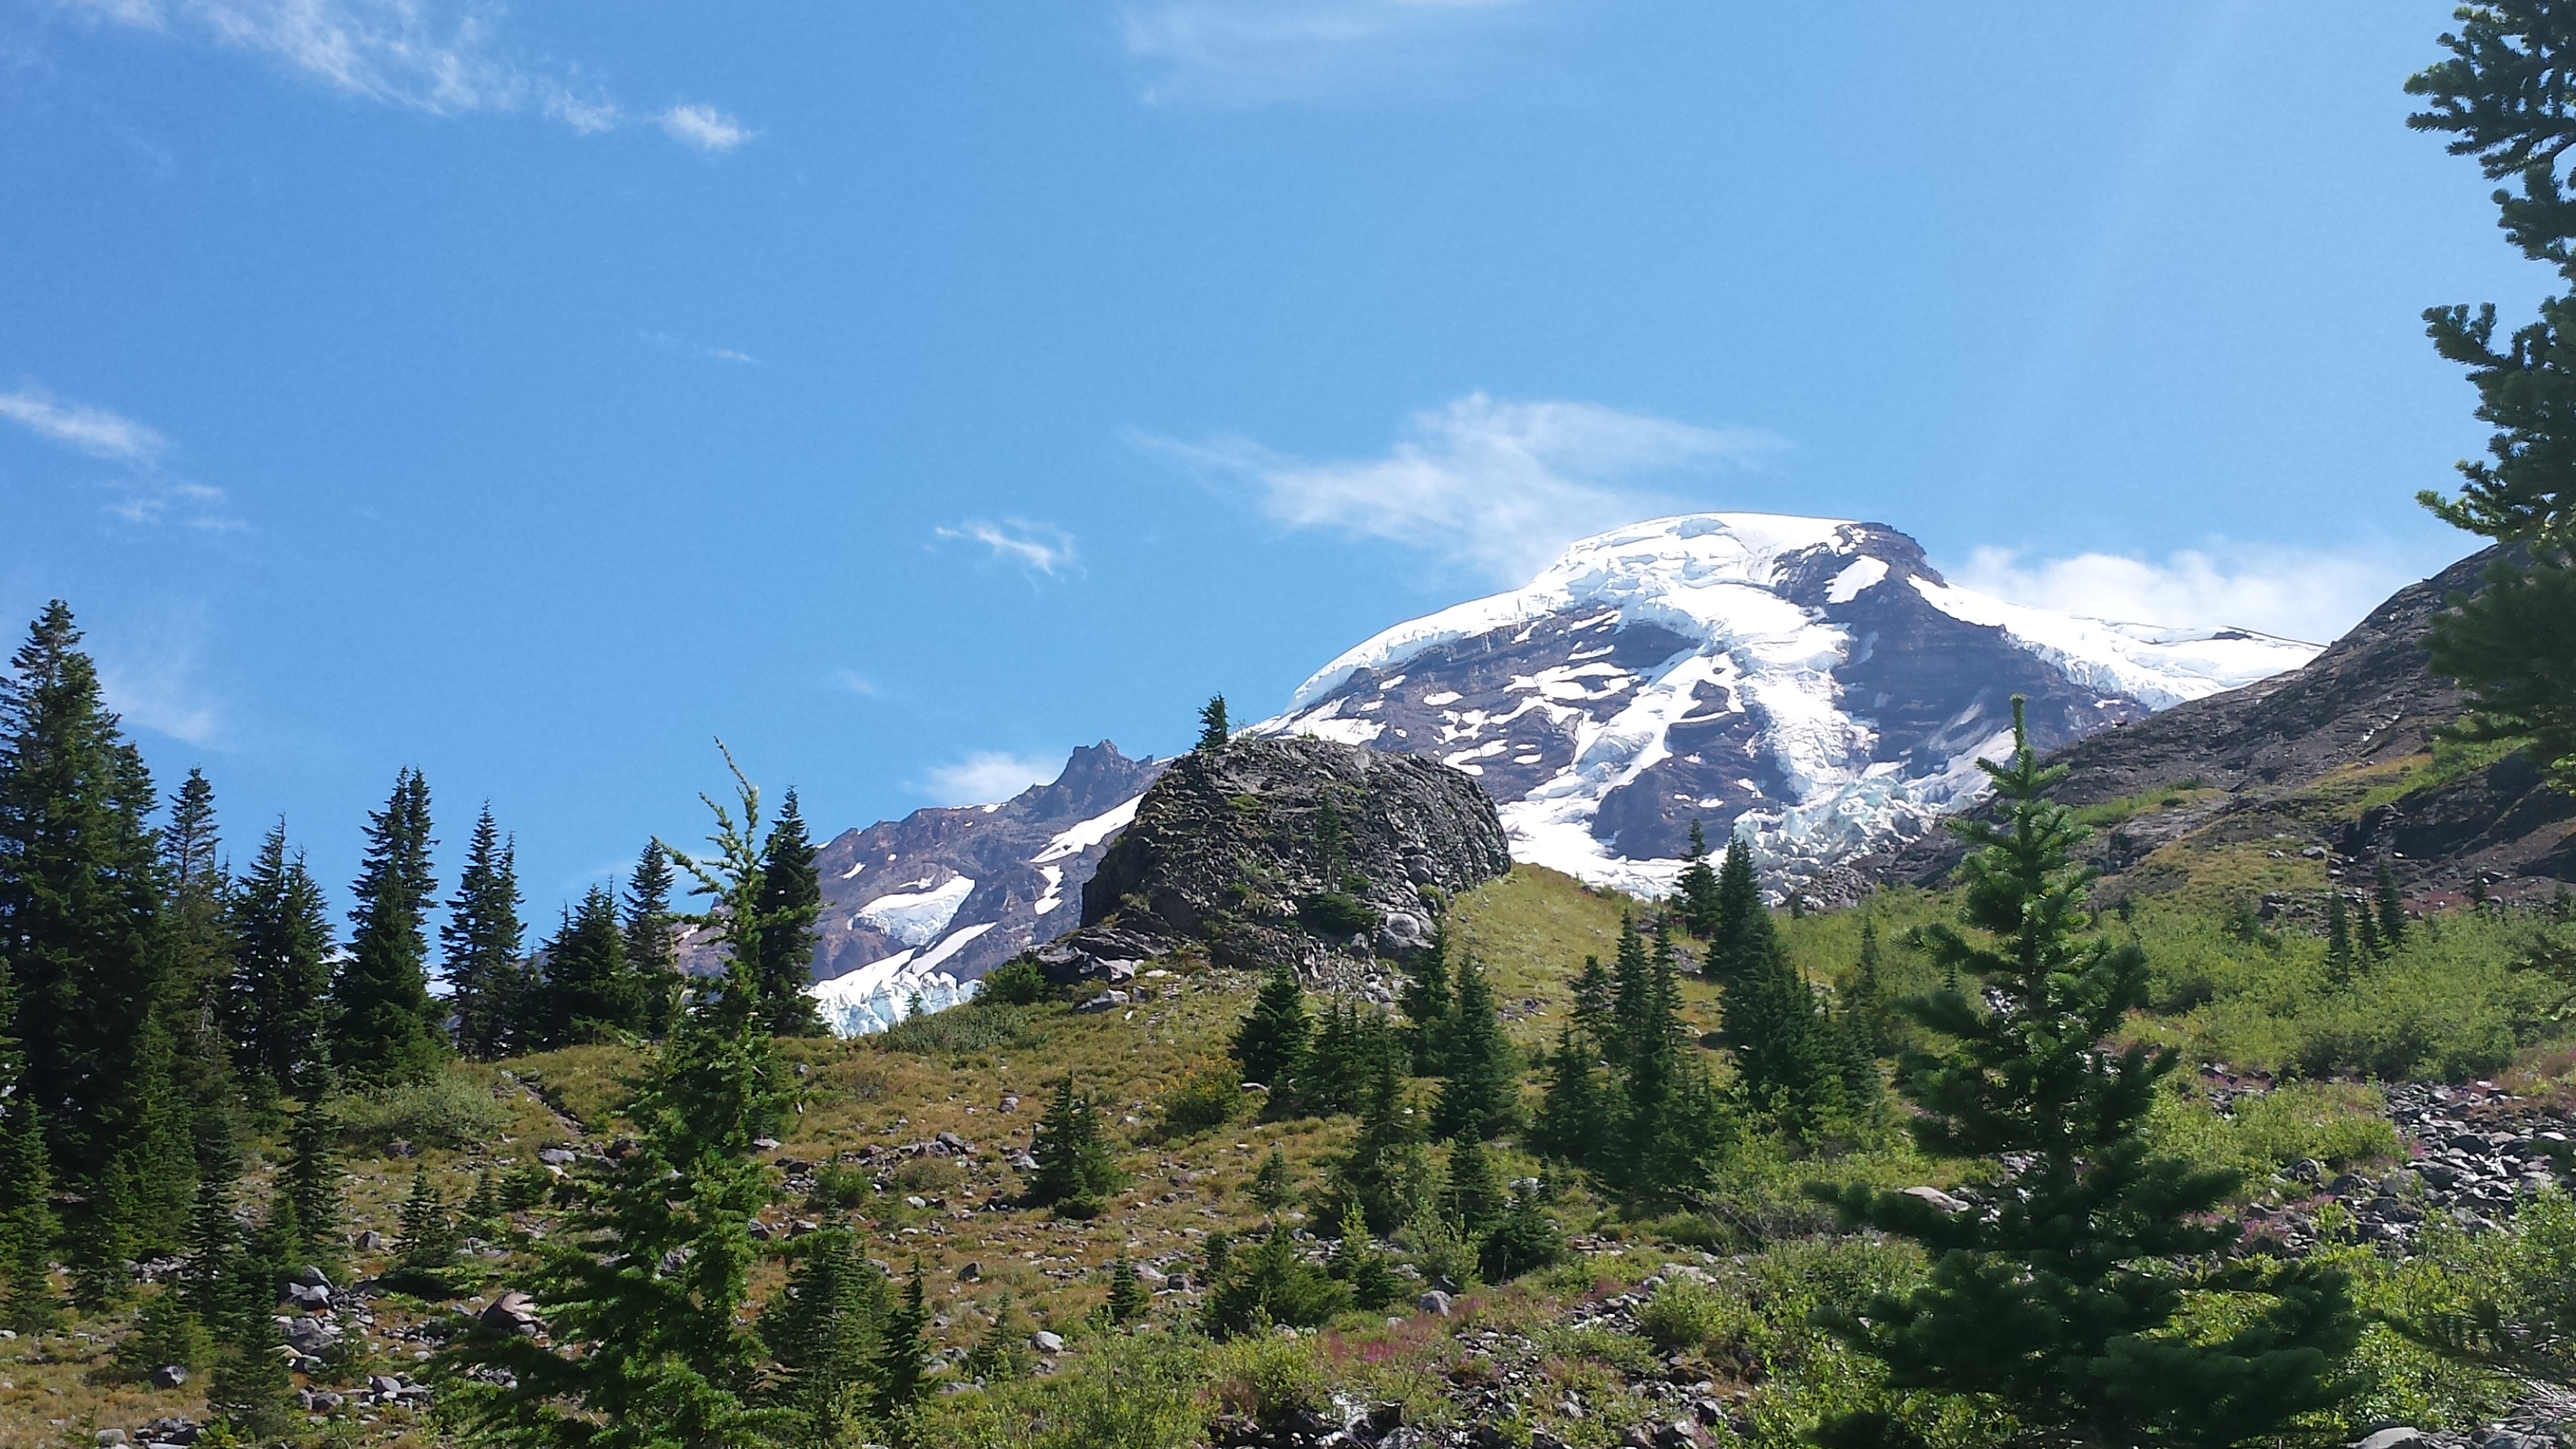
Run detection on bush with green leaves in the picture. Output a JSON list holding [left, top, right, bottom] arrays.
[[1202, 1224, 1350, 1339], [1155, 1061, 1245, 1140], [977, 957, 1057, 1007], [897, 1327, 1212, 1449], [335, 1070, 510, 1151]]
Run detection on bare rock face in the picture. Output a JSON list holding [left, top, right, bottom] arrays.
[[1034, 736, 1511, 983]]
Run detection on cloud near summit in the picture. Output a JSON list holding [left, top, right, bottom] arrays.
[[1140, 393, 1781, 584]]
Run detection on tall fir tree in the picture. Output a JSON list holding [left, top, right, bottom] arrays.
[[1704, 839, 1766, 983], [1609, 924, 1731, 1206], [282, 1077, 343, 1277], [623, 841, 683, 1039], [753, 789, 825, 1038], [1398, 928, 1454, 1076], [1443, 1134, 1506, 1238], [1330, 1053, 1432, 1236], [0, 603, 167, 1200], [440, 748, 796, 1448], [1814, 700, 2359, 1449], [2406, 15, 2576, 788], [538, 886, 646, 1047], [1674, 819, 1723, 938], [1530, 1026, 1609, 1170], [758, 1226, 892, 1439], [1196, 695, 1230, 752], [1028, 1075, 1124, 1218], [1724, 910, 1845, 1130], [874, 1258, 930, 1419], [225, 820, 332, 1103], [155, 769, 237, 1125], [1606, 914, 1661, 1071], [2376, 863, 2410, 952], [0, 978, 57, 1332], [116, 1010, 199, 1256], [444, 806, 528, 1060], [1431, 953, 1520, 1143], [332, 768, 445, 1086], [1570, 953, 1615, 1045], [2326, 893, 2357, 989], [1232, 960, 1312, 1101], [1846, 914, 1896, 1057]]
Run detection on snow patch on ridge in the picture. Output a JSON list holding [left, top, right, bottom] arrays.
[[1032, 795, 1140, 865], [854, 875, 976, 947]]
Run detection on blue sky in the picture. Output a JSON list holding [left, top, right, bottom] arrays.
[[0, 0, 2536, 917]]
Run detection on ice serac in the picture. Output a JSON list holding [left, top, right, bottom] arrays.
[[798, 742, 1166, 1035], [1259, 513, 2320, 897]]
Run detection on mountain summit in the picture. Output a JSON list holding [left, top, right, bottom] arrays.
[[1258, 513, 2316, 895]]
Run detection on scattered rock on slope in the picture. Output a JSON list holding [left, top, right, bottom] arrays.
[[1032, 735, 1511, 986]]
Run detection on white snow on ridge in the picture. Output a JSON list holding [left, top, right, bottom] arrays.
[[1031, 795, 1141, 865], [807, 921, 996, 1038], [854, 874, 976, 947], [1908, 577, 2314, 710]]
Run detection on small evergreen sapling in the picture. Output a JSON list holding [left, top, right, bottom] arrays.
[[1106, 1255, 1151, 1323], [1231, 962, 1312, 1102], [1196, 695, 1230, 752], [1674, 819, 1722, 939], [1249, 1146, 1294, 1212], [1812, 700, 2361, 1449], [1028, 1076, 1125, 1218]]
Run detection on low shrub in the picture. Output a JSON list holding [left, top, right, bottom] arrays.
[[338, 1071, 511, 1151], [878, 1002, 1042, 1055], [1299, 892, 1376, 939], [808, 1161, 871, 1210], [1637, 1276, 1744, 1355], [1156, 1061, 1245, 1140], [1211, 1331, 1328, 1428], [978, 957, 1058, 1006]]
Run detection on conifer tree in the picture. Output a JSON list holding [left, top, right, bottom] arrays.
[[623, 841, 683, 1039], [332, 767, 445, 1085], [178, 1110, 245, 1339], [1674, 819, 1723, 938], [226, 820, 332, 1102], [2376, 863, 2409, 951], [1203, 1222, 1349, 1339], [1726, 919, 1844, 1130], [1398, 930, 1454, 1076], [1606, 914, 1657, 1069], [758, 1226, 892, 1436], [1232, 960, 1312, 1099], [874, 1258, 930, 1417], [1028, 1075, 1124, 1218], [1432, 953, 1520, 1142], [155, 769, 237, 1123], [0, 603, 168, 1196], [1609, 929, 1731, 1207], [1330, 1054, 1432, 1235], [2358, 897, 2387, 961], [204, 1309, 296, 1444], [1249, 1147, 1293, 1212], [1106, 1254, 1150, 1323], [1303, 998, 1395, 1117], [2405, 17, 2576, 788], [0, 994, 57, 1332], [440, 748, 796, 1447], [1570, 953, 1615, 1044], [1530, 1026, 1608, 1169], [1848, 915, 1895, 1056], [1477, 1185, 1566, 1284], [282, 1078, 343, 1276], [539, 886, 645, 1046], [1196, 695, 1230, 752], [118, 1010, 199, 1255], [754, 789, 826, 1038], [1328, 1203, 1399, 1310], [445, 806, 528, 1060], [1705, 839, 1765, 983], [1443, 1135, 1505, 1238], [1814, 700, 2359, 1449], [391, 1163, 458, 1293], [2326, 894, 2357, 988]]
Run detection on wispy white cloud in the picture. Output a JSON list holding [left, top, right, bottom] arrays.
[[659, 102, 751, 152], [639, 330, 762, 366], [1121, 0, 1533, 104], [920, 751, 1061, 807], [829, 668, 882, 698], [93, 623, 223, 745], [934, 518, 1079, 578], [54, 0, 748, 149], [0, 388, 167, 462], [1952, 544, 2415, 646], [1141, 392, 1781, 584], [0, 382, 240, 530]]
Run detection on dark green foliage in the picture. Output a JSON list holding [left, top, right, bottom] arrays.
[[1530, 1026, 1609, 1166], [1203, 1222, 1350, 1339], [445, 806, 529, 1060], [1028, 1075, 1125, 1217], [623, 840, 683, 1039], [1570, 953, 1614, 1043], [2326, 894, 2357, 988], [1196, 695, 1230, 752], [117, 1010, 199, 1256], [1704, 840, 1765, 983], [226, 821, 332, 1103], [0, 603, 167, 1194], [438, 751, 796, 1449], [1328, 1203, 1401, 1311], [975, 956, 1054, 1006], [463, 1166, 504, 1236], [875, 1257, 930, 1417], [1725, 915, 1846, 1131], [2406, 7, 2576, 788], [333, 767, 447, 1086], [1432, 952, 1520, 1141], [2376, 863, 2409, 951], [1302, 997, 1399, 1117], [1106, 1254, 1150, 1323], [1249, 1146, 1292, 1211], [760, 1226, 893, 1434], [1398, 930, 1454, 1076], [282, 1084, 343, 1276], [0, 1052, 56, 1331], [154, 769, 235, 1133], [178, 1111, 246, 1340], [1813, 701, 2361, 1449], [754, 788, 826, 1038], [1297, 890, 1375, 939], [1327, 1054, 1432, 1236], [1442, 1135, 1504, 1237], [1230, 961, 1311, 1097], [1847, 915, 1896, 1056], [389, 1163, 458, 1294], [121, 1286, 212, 1377], [1477, 1189, 1564, 1284], [68, 1158, 135, 1309], [204, 1311, 298, 1443], [539, 885, 646, 1046], [1676, 819, 1723, 939], [964, 1289, 1037, 1383]]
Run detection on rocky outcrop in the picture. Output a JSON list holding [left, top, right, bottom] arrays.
[[1855, 549, 2576, 908], [1032, 736, 1511, 983]]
